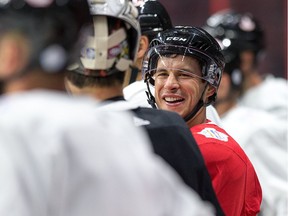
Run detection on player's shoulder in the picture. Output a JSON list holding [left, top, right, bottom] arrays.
[[135, 107, 182, 117], [192, 123, 247, 154], [192, 123, 253, 166], [0, 91, 131, 132], [133, 107, 187, 126], [192, 123, 230, 143]]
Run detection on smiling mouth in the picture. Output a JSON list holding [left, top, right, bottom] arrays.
[[164, 97, 184, 103]]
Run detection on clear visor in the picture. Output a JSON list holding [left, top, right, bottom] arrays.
[[150, 68, 205, 83]]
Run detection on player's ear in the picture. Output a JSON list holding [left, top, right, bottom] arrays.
[[205, 84, 216, 103], [0, 33, 30, 79], [137, 35, 149, 59]]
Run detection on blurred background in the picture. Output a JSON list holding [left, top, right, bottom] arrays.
[[160, 0, 287, 79]]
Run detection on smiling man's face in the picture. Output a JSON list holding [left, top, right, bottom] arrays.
[[153, 54, 207, 118]]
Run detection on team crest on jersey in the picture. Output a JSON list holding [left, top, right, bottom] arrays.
[[133, 116, 150, 126], [197, 128, 228, 141]]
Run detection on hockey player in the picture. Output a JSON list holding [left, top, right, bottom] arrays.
[[143, 26, 262, 216], [203, 9, 288, 121], [204, 10, 288, 216], [65, 0, 224, 215]]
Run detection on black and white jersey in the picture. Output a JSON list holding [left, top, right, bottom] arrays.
[[100, 99, 225, 216]]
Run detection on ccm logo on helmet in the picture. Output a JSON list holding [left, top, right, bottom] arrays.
[[166, 37, 187, 41]]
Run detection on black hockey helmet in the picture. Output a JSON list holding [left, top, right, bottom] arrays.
[[0, 0, 92, 75], [144, 26, 225, 90], [203, 9, 265, 76], [133, 0, 172, 41]]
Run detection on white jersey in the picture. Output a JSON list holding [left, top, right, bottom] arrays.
[[239, 75, 288, 120], [123, 80, 222, 125], [221, 105, 288, 216], [123, 80, 150, 108], [0, 90, 215, 216]]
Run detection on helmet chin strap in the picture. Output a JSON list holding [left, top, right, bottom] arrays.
[[183, 83, 209, 122], [145, 79, 157, 109], [183, 99, 204, 122]]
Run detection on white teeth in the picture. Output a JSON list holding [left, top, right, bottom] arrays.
[[164, 97, 181, 102]]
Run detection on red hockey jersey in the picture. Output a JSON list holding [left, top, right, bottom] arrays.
[[191, 121, 262, 216]]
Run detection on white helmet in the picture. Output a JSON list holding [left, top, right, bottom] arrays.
[[78, 0, 140, 77]]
